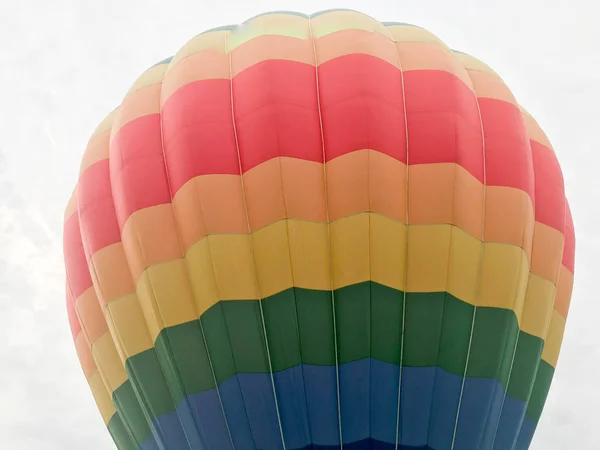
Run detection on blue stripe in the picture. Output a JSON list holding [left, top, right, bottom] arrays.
[[143, 359, 532, 450], [492, 394, 527, 450], [515, 417, 536, 450]]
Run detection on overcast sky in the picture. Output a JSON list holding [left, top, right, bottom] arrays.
[[0, 0, 598, 449]]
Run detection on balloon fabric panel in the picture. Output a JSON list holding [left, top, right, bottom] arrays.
[[63, 9, 575, 450]]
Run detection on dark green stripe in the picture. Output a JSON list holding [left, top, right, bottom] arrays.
[[507, 332, 544, 401], [112, 282, 551, 447], [112, 379, 153, 444], [526, 360, 555, 423], [107, 414, 138, 450]]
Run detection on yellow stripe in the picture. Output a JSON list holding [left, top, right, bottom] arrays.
[[520, 106, 555, 151], [105, 292, 154, 360], [385, 24, 450, 50], [88, 108, 118, 145], [92, 332, 129, 392], [466, 70, 517, 105], [521, 273, 556, 338], [88, 370, 118, 424], [542, 310, 566, 367], [311, 10, 390, 39], [168, 30, 230, 68], [136, 259, 199, 343], [126, 63, 169, 96], [115, 214, 562, 348], [228, 13, 310, 50], [452, 51, 501, 78], [111, 83, 162, 139]]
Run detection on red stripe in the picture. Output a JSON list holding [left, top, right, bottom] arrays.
[[403, 70, 483, 180], [478, 98, 534, 198], [563, 201, 575, 272], [78, 160, 121, 256], [63, 213, 92, 299], [234, 60, 323, 172], [319, 54, 407, 163], [530, 141, 566, 232], [110, 114, 172, 228], [112, 58, 566, 236], [162, 79, 240, 194]]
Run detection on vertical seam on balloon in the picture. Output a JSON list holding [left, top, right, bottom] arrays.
[[157, 61, 238, 450], [308, 15, 344, 448], [108, 114, 193, 448], [102, 306, 147, 449], [273, 28, 314, 446], [492, 110, 560, 450], [507, 119, 563, 450], [141, 74, 212, 450], [194, 201, 238, 450], [225, 31, 288, 450], [424, 168, 458, 444], [68, 278, 140, 449], [274, 25, 315, 448], [490, 132, 534, 450], [450, 63, 488, 450], [82, 147, 176, 449], [366, 105, 373, 445], [187, 179, 237, 450], [69, 224, 149, 448], [385, 27, 409, 450]]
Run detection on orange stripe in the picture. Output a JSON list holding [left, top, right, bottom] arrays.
[[172, 175, 248, 250], [74, 331, 96, 378], [396, 41, 473, 89], [162, 51, 229, 102], [89, 243, 135, 307], [76, 287, 109, 343], [231, 34, 314, 76], [111, 84, 162, 139], [467, 70, 516, 104], [530, 222, 564, 283], [121, 204, 183, 281], [409, 163, 483, 238], [554, 265, 574, 318], [244, 157, 328, 231], [316, 29, 399, 68], [484, 186, 534, 256]]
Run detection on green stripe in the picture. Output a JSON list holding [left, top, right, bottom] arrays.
[[526, 360, 555, 423], [111, 282, 551, 446], [107, 414, 138, 450], [112, 378, 156, 444]]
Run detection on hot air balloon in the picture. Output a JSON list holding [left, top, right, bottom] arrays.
[[62, 9, 575, 450]]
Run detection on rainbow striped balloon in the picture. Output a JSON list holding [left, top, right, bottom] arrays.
[[63, 9, 575, 450]]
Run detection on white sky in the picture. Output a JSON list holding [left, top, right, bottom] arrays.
[[0, 0, 598, 449]]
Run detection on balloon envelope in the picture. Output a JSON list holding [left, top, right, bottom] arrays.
[[63, 9, 575, 450]]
